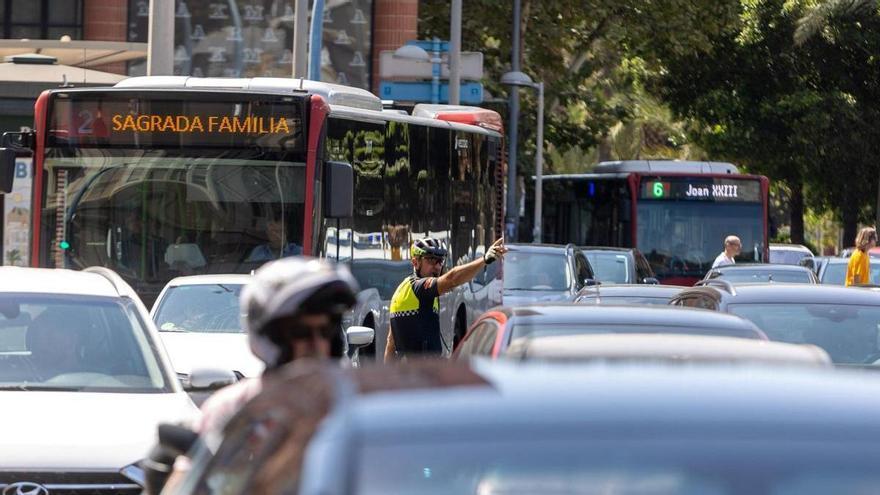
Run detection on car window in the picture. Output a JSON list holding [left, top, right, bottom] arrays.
[[674, 295, 717, 310], [355, 436, 880, 495], [595, 296, 673, 305], [728, 303, 880, 364], [0, 293, 168, 391], [574, 253, 594, 287], [770, 250, 812, 265], [154, 284, 246, 333], [456, 321, 492, 357], [712, 270, 814, 284], [585, 252, 631, 284], [509, 323, 762, 341], [634, 252, 655, 282], [504, 252, 571, 291], [475, 322, 500, 355], [821, 263, 880, 285]]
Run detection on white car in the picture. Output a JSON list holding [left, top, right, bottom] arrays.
[[0, 266, 199, 493], [151, 275, 264, 379]]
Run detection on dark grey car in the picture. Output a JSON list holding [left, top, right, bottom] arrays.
[[671, 281, 880, 365], [703, 263, 819, 284], [176, 361, 880, 495], [501, 244, 596, 305], [581, 246, 659, 284]]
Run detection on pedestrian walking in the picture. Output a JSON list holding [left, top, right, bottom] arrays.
[[384, 237, 507, 361], [712, 235, 742, 269], [846, 227, 877, 286]]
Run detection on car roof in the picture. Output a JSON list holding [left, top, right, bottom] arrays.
[[0, 267, 124, 298], [681, 282, 880, 304], [770, 243, 813, 253], [581, 246, 635, 254], [506, 333, 832, 365], [350, 362, 880, 435], [506, 243, 573, 253], [498, 303, 758, 330], [164, 274, 253, 287], [577, 284, 682, 297]]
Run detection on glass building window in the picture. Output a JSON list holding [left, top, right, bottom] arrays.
[[3, 0, 83, 40]]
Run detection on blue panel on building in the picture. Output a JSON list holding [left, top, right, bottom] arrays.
[[379, 81, 483, 104]]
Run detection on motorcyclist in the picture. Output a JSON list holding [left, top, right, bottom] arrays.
[[145, 256, 359, 494]]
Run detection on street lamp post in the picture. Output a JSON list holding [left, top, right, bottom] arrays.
[[501, 71, 544, 243]]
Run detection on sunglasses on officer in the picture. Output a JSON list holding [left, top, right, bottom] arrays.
[[420, 255, 445, 266]]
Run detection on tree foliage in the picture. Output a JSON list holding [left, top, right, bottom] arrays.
[[647, 0, 880, 243], [418, 0, 738, 173]]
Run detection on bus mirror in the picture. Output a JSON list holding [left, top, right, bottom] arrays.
[[0, 148, 15, 194], [324, 161, 353, 218]]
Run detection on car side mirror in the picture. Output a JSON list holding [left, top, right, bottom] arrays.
[[643, 277, 660, 285], [346, 325, 374, 348], [324, 161, 353, 218], [0, 148, 16, 194], [584, 278, 599, 287], [186, 367, 237, 391]]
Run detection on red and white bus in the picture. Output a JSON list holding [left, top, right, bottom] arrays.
[[529, 160, 769, 285], [0, 77, 505, 356]]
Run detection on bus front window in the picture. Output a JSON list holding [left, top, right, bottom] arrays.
[[41, 151, 306, 304], [637, 201, 764, 280]]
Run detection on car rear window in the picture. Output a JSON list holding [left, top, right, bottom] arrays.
[[728, 303, 880, 364], [585, 252, 632, 284], [510, 323, 763, 341], [355, 435, 880, 495], [154, 284, 245, 333], [713, 270, 814, 284]]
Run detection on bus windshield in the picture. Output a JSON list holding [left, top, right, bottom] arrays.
[[637, 201, 764, 280], [40, 150, 305, 305]]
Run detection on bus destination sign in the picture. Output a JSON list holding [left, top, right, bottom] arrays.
[[641, 178, 762, 202], [48, 93, 305, 151]]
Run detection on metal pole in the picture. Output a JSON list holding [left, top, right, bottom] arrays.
[[308, 0, 325, 80], [147, 0, 175, 75], [506, 0, 521, 240], [292, 0, 309, 77], [533, 82, 544, 243], [449, 0, 462, 105], [431, 38, 441, 104]]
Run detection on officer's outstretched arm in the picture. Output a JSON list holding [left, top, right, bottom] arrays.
[[437, 238, 506, 295]]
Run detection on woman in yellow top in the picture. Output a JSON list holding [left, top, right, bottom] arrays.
[[845, 227, 877, 286]]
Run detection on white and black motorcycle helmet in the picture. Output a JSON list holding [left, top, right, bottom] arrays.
[[241, 257, 359, 368]]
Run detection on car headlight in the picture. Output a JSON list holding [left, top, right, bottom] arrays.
[[121, 461, 146, 487]]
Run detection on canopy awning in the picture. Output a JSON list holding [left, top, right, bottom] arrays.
[[0, 39, 146, 68]]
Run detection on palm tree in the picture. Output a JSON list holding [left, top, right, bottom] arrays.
[[794, 0, 876, 45]]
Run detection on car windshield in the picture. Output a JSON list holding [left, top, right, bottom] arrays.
[[153, 284, 245, 333], [355, 435, 880, 495], [585, 252, 631, 283], [728, 303, 880, 364], [504, 252, 571, 291], [350, 260, 413, 300], [710, 269, 814, 284], [0, 293, 168, 392], [770, 250, 811, 265], [821, 263, 880, 285], [510, 323, 761, 341]]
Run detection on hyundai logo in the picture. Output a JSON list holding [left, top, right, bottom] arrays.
[[2, 482, 49, 495]]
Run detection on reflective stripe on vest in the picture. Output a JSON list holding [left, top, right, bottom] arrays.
[[390, 277, 438, 318]]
